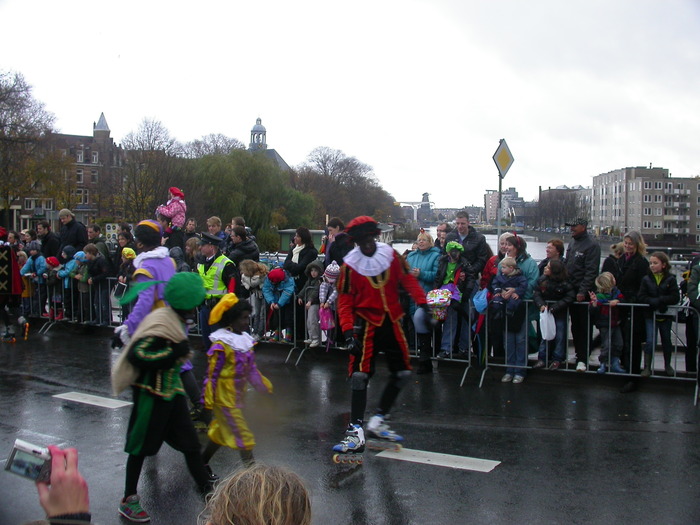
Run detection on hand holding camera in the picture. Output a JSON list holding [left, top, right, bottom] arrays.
[[36, 446, 90, 517]]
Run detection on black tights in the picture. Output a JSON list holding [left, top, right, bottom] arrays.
[[202, 440, 254, 467], [124, 450, 210, 498]]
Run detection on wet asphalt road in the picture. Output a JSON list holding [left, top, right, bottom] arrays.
[[1, 324, 699, 525]]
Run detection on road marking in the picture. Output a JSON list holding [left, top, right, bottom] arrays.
[[53, 392, 132, 409], [375, 447, 500, 472]]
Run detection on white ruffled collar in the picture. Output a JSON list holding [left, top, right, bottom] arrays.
[[134, 246, 170, 269], [209, 328, 255, 352], [343, 242, 394, 276]]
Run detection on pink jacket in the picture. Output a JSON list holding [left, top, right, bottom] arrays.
[[155, 197, 187, 228]]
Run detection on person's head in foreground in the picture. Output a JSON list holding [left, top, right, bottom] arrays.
[[202, 463, 311, 525]]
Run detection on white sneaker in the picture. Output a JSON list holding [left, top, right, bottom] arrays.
[[512, 375, 525, 384], [501, 374, 513, 383], [576, 361, 587, 372], [303, 338, 312, 344], [309, 340, 321, 348]]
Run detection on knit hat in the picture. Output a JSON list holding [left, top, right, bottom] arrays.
[[62, 245, 76, 260], [58, 208, 74, 218], [324, 261, 340, 283], [26, 240, 41, 252], [345, 216, 381, 240], [121, 247, 136, 259], [267, 267, 286, 283], [45, 256, 60, 268], [446, 241, 464, 253], [73, 251, 87, 263], [164, 272, 205, 310], [169, 187, 185, 199]]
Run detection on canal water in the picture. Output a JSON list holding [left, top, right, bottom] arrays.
[[393, 228, 549, 261]]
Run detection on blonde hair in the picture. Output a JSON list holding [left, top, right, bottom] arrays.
[[500, 256, 517, 269], [202, 464, 311, 525], [416, 232, 434, 244], [595, 272, 616, 294], [207, 216, 222, 228], [610, 243, 624, 257]]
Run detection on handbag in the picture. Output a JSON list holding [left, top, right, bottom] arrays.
[[319, 307, 335, 330], [473, 287, 489, 314], [539, 309, 556, 341]]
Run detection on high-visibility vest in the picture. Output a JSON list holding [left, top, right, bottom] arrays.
[[198, 254, 232, 298]]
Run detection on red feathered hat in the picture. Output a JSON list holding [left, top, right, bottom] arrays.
[[169, 187, 185, 199], [46, 256, 60, 268], [345, 216, 380, 240]]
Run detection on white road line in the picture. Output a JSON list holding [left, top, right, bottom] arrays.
[[375, 447, 500, 472], [53, 392, 132, 409]]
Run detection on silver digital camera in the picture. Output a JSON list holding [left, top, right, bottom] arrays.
[[4, 439, 51, 482]]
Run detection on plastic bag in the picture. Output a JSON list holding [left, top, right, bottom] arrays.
[[473, 288, 489, 314], [539, 309, 556, 341], [319, 307, 335, 330]]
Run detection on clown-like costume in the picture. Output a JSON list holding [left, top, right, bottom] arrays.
[[333, 216, 428, 455], [204, 328, 272, 451]]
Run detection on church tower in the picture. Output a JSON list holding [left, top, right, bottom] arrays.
[[249, 117, 267, 151]]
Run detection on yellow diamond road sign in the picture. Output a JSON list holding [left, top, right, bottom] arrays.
[[493, 139, 514, 179]]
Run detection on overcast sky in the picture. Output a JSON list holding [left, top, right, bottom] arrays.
[[2, 0, 699, 208]]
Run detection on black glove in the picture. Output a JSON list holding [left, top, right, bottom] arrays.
[[343, 330, 362, 356], [419, 303, 438, 328], [111, 334, 123, 350]]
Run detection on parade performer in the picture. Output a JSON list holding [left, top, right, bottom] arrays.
[[201, 294, 273, 470], [112, 220, 176, 348], [112, 272, 214, 523], [0, 227, 24, 342], [332, 216, 429, 458], [155, 187, 187, 250]]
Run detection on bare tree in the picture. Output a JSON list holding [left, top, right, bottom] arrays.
[[182, 133, 245, 158], [120, 118, 186, 222], [0, 71, 56, 217]]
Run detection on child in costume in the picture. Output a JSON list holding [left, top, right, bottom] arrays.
[[113, 272, 214, 523], [201, 294, 273, 469]]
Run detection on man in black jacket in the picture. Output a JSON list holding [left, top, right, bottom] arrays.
[[226, 226, 260, 264], [564, 218, 601, 372], [58, 209, 88, 263], [37, 220, 60, 259], [444, 211, 489, 275]]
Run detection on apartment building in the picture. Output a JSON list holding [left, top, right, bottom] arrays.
[[591, 166, 699, 245]]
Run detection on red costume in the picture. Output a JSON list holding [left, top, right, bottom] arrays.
[[338, 243, 427, 375]]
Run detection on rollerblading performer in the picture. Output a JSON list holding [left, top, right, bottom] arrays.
[[332, 216, 428, 462]]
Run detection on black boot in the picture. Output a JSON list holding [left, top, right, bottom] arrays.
[[416, 333, 433, 374]]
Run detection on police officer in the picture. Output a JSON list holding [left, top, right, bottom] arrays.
[[197, 232, 239, 342]]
